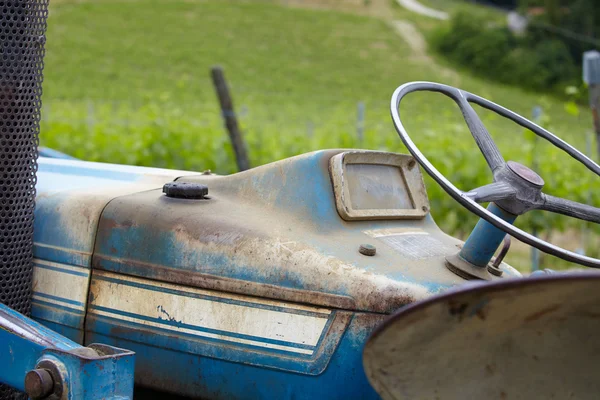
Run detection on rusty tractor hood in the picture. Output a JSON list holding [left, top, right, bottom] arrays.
[[83, 150, 518, 314]]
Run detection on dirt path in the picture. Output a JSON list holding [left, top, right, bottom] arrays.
[[281, 0, 458, 82], [396, 0, 449, 20], [389, 19, 459, 82], [390, 20, 428, 59]]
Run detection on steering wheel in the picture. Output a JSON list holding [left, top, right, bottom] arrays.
[[391, 82, 600, 268]]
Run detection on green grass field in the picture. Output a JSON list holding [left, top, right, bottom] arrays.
[[41, 0, 598, 270]]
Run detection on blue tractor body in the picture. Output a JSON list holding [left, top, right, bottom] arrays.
[[28, 149, 520, 398]]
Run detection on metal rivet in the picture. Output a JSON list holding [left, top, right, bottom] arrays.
[[359, 244, 376, 256], [422, 206, 428, 212], [24, 369, 54, 399], [407, 159, 416, 169]]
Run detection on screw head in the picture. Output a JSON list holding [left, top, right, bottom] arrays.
[[359, 244, 376, 256], [25, 369, 54, 399]]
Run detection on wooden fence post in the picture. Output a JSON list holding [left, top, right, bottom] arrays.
[[589, 85, 600, 161], [211, 66, 250, 171], [583, 51, 600, 161]]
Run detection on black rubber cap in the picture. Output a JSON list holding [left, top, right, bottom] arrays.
[[163, 182, 208, 199]]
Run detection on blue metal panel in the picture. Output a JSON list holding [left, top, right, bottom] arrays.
[[0, 304, 79, 390], [28, 318, 83, 343], [39, 346, 135, 400], [34, 157, 195, 260], [459, 203, 517, 267], [86, 272, 350, 376], [86, 312, 383, 399], [31, 157, 195, 342]]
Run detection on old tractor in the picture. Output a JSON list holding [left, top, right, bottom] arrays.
[[1, 2, 600, 400]]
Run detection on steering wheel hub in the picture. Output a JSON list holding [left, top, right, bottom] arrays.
[[507, 161, 544, 187]]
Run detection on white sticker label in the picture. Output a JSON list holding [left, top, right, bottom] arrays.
[[365, 231, 453, 260]]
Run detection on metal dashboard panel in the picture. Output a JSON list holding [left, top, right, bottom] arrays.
[[329, 151, 429, 220]]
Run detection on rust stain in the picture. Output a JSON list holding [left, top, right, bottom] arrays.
[[580, 311, 600, 319], [524, 304, 560, 322], [475, 309, 486, 320], [448, 301, 468, 317], [367, 285, 416, 313]]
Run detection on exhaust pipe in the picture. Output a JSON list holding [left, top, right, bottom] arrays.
[[0, 0, 49, 397]]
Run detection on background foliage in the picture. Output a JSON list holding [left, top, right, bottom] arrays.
[[431, 0, 598, 95]]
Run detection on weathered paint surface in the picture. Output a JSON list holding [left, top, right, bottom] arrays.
[[88, 311, 385, 399], [30, 259, 90, 342], [87, 270, 350, 375], [94, 150, 512, 316], [32, 157, 197, 342], [364, 272, 600, 399]]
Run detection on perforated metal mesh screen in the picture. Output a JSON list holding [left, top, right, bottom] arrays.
[[0, 0, 48, 397]]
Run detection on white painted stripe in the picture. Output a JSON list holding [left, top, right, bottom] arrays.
[[98, 269, 331, 314], [93, 310, 313, 355], [31, 294, 84, 312], [92, 276, 329, 347], [33, 258, 90, 274], [32, 265, 89, 310]]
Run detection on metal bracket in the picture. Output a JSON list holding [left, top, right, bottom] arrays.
[[0, 303, 135, 399], [446, 236, 511, 281], [445, 253, 501, 281]]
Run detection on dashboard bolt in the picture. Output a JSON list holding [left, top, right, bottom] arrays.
[[359, 244, 376, 256]]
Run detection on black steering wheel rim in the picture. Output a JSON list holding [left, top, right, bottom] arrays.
[[391, 81, 600, 268]]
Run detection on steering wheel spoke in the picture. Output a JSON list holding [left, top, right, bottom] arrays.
[[538, 194, 600, 224], [455, 92, 505, 172], [464, 182, 516, 203]]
